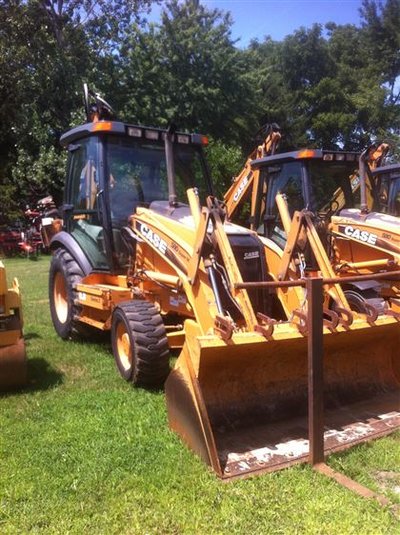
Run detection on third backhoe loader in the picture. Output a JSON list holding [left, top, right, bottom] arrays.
[[48, 87, 400, 479]]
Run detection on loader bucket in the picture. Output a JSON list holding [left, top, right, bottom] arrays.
[[165, 319, 400, 479], [0, 337, 27, 391]]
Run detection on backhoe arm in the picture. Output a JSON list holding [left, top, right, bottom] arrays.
[[224, 125, 281, 221]]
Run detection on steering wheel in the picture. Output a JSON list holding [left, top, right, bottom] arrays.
[[317, 199, 340, 221]]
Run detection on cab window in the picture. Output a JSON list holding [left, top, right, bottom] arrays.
[[67, 137, 108, 269], [389, 177, 400, 216], [261, 162, 304, 246], [307, 160, 356, 213], [106, 137, 210, 228]]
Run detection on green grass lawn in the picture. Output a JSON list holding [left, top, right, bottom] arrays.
[[1, 256, 399, 534]]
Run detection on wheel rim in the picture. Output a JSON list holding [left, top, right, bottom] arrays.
[[54, 271, 68, 324], [116, 321, 132, 372]]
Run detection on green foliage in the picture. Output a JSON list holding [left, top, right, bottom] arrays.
[[118, 0, 257, 143], [1, 0, 400, 221], [360, 0, 400, 102], [250, 16, 399, 150], [11, 146, 67, 207], [242, 38, 288, 149], [0, 181, 19, 223], [204, 138, 244, 196], [281, 24, 333, 90], [0, 0, 152, 222]]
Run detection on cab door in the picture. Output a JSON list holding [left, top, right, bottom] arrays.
[[262, 162, 307, 246], [65, 136, 110, 270]]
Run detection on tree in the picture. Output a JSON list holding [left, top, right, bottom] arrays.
[[359, 0, 400, 152], [119, 0, 257, 145], [0, 0, 153, 222], [360, 0, 400, 106], [205, 138, 244, 197], [242, 37, 287, 146], [1, 0, 400, 223], [248, 16, 399, 150]]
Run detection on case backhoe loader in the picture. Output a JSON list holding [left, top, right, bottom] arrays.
[[47, 88, 400, 479], [0, 261, 27, 390], [226, 142, 400, 308], [224, 136, 389, 223]]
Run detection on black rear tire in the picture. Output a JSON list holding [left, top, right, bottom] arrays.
[[111, 300, 170, 388], [49, 248, 89, 339]]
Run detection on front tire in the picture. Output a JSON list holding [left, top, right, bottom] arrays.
[[111, 301, 170, 388], [49, 248, 87, 339]]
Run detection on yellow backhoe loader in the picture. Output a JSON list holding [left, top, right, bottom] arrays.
[[224, 136, 389, 223], [0, 261, 27, 390], [226, 139, 400, 308], [47, 88, 399, 479]]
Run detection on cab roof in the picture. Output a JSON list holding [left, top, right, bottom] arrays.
[[60, 120, 207, 148], [371, 163, 400, 179], [251, 149, 360, 168]]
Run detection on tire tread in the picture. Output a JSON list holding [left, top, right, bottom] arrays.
[[112, 300, 170, 388]]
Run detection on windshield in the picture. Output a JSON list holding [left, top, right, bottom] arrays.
[[106, 136, 211, 226], [392, 178, 400, 216], [306, 160, 359, 213], [265, 162, 305, 214], [257, 158, 361, 245]]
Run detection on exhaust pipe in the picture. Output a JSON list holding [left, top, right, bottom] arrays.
[[359, 148, 369, 214], [165, 125, 178, 207]]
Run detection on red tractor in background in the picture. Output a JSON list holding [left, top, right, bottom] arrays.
[[0, 196, 58, 258]]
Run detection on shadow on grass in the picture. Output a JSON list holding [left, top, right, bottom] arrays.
[[1, 358, 64, 398], [27, 357, 64, 391], [24, 332, 42, 341], [73, 329, 110, 346]]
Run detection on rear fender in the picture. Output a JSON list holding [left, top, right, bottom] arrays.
[[344, 280, 381, 292], [50, 231, 92, 276]]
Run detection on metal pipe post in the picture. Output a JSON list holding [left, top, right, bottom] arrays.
[[307, 277, 325, 465]]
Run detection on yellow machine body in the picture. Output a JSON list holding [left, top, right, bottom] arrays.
[[0, 261, 27, 390], [329, 209, 400, 295]]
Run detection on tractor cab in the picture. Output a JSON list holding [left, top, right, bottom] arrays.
[[250, 149, 368, 246], [60, 121, 212, 273]]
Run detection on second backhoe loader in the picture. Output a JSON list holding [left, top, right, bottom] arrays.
[[227, 141, 400, 308], [48, 88, 400, 479]]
